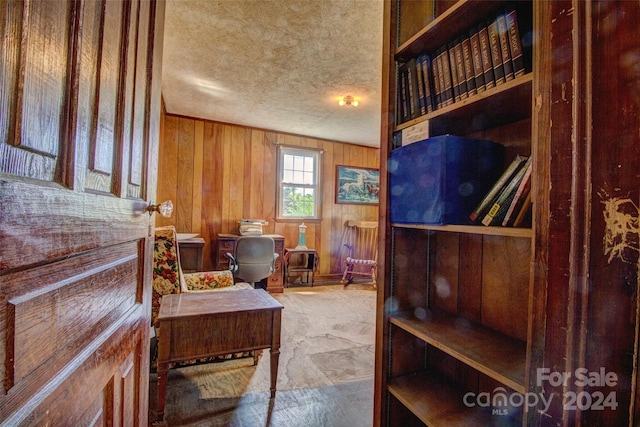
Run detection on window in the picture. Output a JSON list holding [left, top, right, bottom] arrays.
[[277, 146, 322, 219]]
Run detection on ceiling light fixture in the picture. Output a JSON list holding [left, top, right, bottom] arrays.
[[338, 96, 359, 107]]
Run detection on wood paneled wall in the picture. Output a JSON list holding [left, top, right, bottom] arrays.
[[156, 113, 380, 277]]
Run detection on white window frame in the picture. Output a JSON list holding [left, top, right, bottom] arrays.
[[276, 145, 323, 220]]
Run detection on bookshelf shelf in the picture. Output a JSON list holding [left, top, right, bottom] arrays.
[[390, 223, 532, 238], [388, 371, 522, 427], [390, 311, 527, 393], [396, 1, 506, 60], [395, 74, 533, 136]]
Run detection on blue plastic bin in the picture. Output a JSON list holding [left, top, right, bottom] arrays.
[[389, 135, 505, 225]]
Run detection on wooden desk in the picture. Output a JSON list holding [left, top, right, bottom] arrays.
[[156, 290, 283, 422], [216, 234, 285, 293], [283, 248, 319, 286]]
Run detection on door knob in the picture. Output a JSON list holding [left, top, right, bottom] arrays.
[[146, 200, 173, 217]]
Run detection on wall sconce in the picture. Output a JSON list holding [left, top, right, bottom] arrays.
[[146, 200, 173, 217], [338, 96, 359, 107]]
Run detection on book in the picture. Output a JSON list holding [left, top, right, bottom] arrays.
[[487, 17, 506, 85], [469, 28, 486, 92], [512, 191, 532, 227], [435, 48, 448, 106], [478, 24, 495, 89], [398, 63, 410, 123], [418, 54, 434, 113], [406, 58, 420, 119], [431, 50, 443, 109], [461, 36, 477, 97], [454, 39, 468, 100], [448, 42, 461, 102], [506, 8, 526, 77], [439, 46, 454, 106], [481, 156, 532, 226], [502, 157, 532, 226], [469, 154, 528, 223], [414, 56, 427, 116], [496, 12, 514, 81]]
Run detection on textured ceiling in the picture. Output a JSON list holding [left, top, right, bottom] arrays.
[[162, 0, 383, 147]]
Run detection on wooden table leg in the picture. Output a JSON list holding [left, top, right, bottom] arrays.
[[157, 362, 169, 421], [270, 309, 282, 399], [270, 348, 280, 398]]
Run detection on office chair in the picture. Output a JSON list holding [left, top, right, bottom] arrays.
[[227, 236, 279, 288]]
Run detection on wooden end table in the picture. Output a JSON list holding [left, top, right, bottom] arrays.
[[283, 248, 319, 286], [156, 289, 284, 421]]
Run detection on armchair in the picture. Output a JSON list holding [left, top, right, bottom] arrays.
[[226, 236, 279, 288], [151, 226, 254, 368]]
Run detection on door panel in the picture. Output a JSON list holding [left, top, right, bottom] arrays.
[[4, 242, 141, 389], [13, 1, 70, 158], [0, 0, 164, 424]]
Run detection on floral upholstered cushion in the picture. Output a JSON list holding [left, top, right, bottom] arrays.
[[152, 226, 183, 327], [183, 269, 234, 291]]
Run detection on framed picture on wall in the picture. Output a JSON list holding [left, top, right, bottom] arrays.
[[335, 165, 380, 205]]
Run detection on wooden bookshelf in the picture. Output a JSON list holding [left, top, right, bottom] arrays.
[[377, 1, 535, 425], [379, 2, 640, 426]]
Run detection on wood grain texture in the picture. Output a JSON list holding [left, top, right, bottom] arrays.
[[432, 232, 460, 314], [16, 1, 70, 157], [157, 115, 380, 273], [5, 242, 141, 388], [157, 114, 179, 228], [89, 0, 123, 176], [191, 121, 204, 232], [129, 0, 150, 189], [481, 235, 530, 341], [0, 0, 164, 424], [176, 117, 194, 231], [457, 233, 482, 322]]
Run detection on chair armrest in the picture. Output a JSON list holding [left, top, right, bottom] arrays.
[[182, 269, 235, 291], [226, 252, 237, 273], [270, 252, 279, 274], [184, 282, 254, 293]]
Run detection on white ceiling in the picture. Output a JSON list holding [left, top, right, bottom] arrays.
[[161, 0, 384, 148]]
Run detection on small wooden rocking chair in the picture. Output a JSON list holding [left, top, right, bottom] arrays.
[[340, 220, 378, 288]]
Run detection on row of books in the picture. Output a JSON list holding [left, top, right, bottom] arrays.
[[397, 7, 527, 124], [469, 154, 532, 227]]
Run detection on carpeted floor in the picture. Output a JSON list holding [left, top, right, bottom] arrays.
[[148, 284, 376, 426]]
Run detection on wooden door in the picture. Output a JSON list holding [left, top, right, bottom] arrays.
[[0, 0, 164, 425]]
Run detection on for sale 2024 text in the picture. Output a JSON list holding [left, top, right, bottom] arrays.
[[463, 367, 619, 415], [538, 367, 618, 411]]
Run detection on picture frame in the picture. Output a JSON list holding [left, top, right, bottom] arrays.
[[335, 165, 380, 205]]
